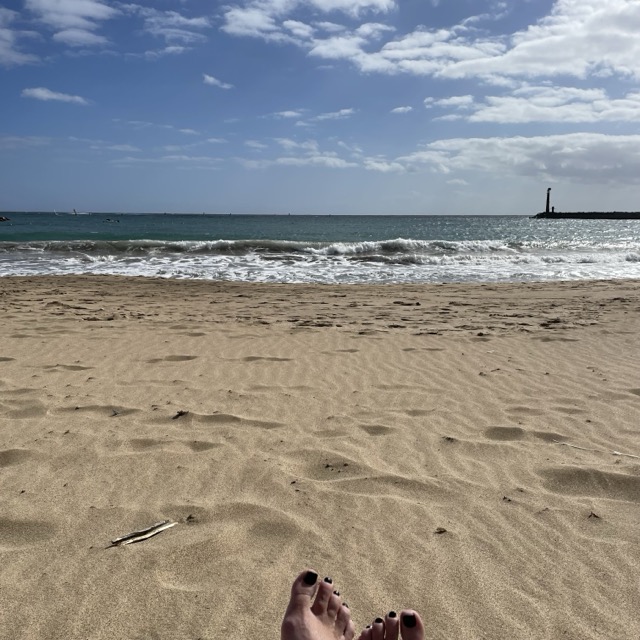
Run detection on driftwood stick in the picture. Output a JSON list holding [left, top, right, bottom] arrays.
[[109, 520, 177, 547], [553, 440, 640, 459]]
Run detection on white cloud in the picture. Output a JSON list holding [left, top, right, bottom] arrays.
[[276, 154, 355, 167], [222, 0, 640, 87], [390, 106, 412, 113], [314, 108, 355, 121], [0, 135, 50, 149], [122, 5, 211, 45], [274, 137, 319, 152], [397, 133, 640, 184], [26, 0, 117, 47], [53, 28, 107, 46], [309, 33, 369, 60], [283, 19, 314, 39], [271, 109, 305, 118], [222, 6, 288, 41], [0, 7, 38, 66], [468, 87, 640, 123], [105, 144, 141, 152], [112, 154, 222, 169], [422, 86, 640, 124], [314, 21, 345, 33], [239, 152, 358, 169], [143, 45, 189, 60], [309, 0, 396, 16], [21, 87, 89, 105], [203, 74, 234, 89], [245, 140, 268, 149], [363, 157, 404, 172], [222, 0, 395, 42], [432, 95, 475, 108]]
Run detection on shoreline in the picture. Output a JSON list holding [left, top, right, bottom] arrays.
[[2, 274, 639, 639], [2, 273, 640, 334]]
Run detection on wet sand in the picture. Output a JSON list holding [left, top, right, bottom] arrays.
[[1, 275, 639, 639]]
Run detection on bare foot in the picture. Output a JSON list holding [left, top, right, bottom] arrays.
[[281, 569, 355, 640], [357, 610, 425, 640]]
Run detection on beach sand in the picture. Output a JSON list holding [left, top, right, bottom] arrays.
[[0, 275, 639, 640]]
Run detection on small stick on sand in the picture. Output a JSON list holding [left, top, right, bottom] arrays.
[[553, 440, 640, 459], [108, 520, 177, 548], [552, 441, 595, 451], [612, 450, 640, 459]]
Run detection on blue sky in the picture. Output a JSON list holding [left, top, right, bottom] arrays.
[[2, 0, 640, 214]]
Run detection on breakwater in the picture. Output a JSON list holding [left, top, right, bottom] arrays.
[[534, 212, 640, 219]]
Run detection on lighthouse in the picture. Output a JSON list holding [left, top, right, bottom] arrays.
[[545, 188, 551, 214]]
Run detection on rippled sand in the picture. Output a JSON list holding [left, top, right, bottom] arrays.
[[1, 275, 639, 640]]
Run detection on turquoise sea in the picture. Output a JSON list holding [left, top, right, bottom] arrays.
[[1, 212, 640, 283]]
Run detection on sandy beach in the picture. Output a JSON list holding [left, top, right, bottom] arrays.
[[1, 275, 639, 640]]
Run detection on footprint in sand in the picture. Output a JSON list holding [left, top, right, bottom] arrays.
[[505, 406, 544, 417], [157, 502, 312, 586], [0, 518, 56, 550], [539, 467, 640, 503], [552, 406, 586, 415], [146, 355, 198, 363], [359, 424, 394, 436], [128, 438, 221, 452], [57, 404, 140, 417], [0, 357, 15, 362], [531, 431, 568, 443], [0, 398, 47, 419], [292, 452, 452, 502], [484, 426, 526, 441], [168, 411, 283, 430], [43, 364, 93, 371], [405, 408, 434, 417], [0, 449, 33, 467], [484, 427, 569, 442], [314, 428, 349, 439]]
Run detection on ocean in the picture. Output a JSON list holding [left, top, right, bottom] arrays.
[[1, 212, 640, 284]]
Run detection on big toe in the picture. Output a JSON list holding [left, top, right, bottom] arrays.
[[286, 569, 320, 614], [400, 611, 425, 640]]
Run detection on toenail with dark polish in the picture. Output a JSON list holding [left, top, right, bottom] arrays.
[[375, 618, 384, 624], [402, 614, 417, 628], [303, 571, 318, 585], [388, 611, 397, 618], [323, 577, 333, 584], [343, 603, 349, 608], [366, 625, 371, 629], [333, 590, 340, 596]]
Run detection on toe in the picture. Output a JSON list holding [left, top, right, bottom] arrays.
[[384, 611, 400, 640], [344, 619, 356, 640], [371, 617, 385, 640], [310, 578, 335, 617], [327, 591, 342, 619], [285, 569, 319, 614], [336, 604, 351, 635], [400, 610, 425, 640], [357, 626, 373, 640]]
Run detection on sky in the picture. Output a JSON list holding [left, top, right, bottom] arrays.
[[2, 0, 640, 215]]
